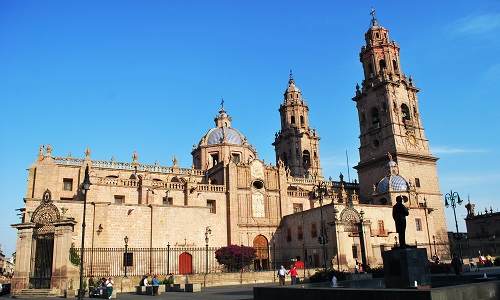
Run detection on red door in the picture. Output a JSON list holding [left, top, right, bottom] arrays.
[[179, 252, 193, 274]]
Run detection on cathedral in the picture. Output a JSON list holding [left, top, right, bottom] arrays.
[[11, 13, 449, 295]]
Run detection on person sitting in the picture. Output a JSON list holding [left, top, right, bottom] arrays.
[[152, 275, 160, 295], [143, 275, 150, 286]]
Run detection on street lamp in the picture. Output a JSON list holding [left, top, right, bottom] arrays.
[[432, 235, 437, 257], [124, 236, 129, 277], [445, 190, 463, 261], [359, 210, 367, 269], [78, 165, 91, 300], [312, 181, 329, 271], [205, 227, 212, 275]]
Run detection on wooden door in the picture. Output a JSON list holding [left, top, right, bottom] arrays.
[[178, 252, 192, 274]]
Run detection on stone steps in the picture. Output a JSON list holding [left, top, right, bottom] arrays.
[[14, 289, 60, 298]]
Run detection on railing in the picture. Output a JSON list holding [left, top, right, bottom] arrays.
[[77, 245, 327, 278], [53, 157, 206, 176]]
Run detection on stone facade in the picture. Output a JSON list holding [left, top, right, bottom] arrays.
[[11, 13, 449, 295]]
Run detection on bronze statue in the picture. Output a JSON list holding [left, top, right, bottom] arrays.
[[392, 196, 409, 247]]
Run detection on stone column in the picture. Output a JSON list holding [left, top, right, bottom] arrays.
[[10, 223, 36, 293], [51, 219, 77, 295]]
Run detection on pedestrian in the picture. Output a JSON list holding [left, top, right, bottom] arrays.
[[105, 277, 114, 299], [354, 260, 359, 273], [287, 265, 298, 285], [277, 265, 286, 286], [451, 254, 462, 275], [331, 274, 338, 287]]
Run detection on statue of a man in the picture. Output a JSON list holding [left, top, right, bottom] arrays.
[[392, 196, 409, 247]]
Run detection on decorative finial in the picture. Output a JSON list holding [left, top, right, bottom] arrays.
[[220, 97, 225, 111], [370, 7, 379, 27], [46, 144, 53, 157], [132, 151, 138, 163], [85, 147, 91, 159], [387, 152, 393, 161], [172, 155, 178, 167], [38, 145, 45, 161], [289, 69, 294, 81]]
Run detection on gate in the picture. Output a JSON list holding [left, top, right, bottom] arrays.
[[29, 233, 54, 289]]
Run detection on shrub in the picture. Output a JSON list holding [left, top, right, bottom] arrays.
[[429, 262, 450, 274], [366, 266, 384, 278], [215, 245, 256, 271], [69, 245, 80, 266], [309, 268, 348, 283]]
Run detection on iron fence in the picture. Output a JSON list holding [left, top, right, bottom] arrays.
[[76, 245, 327, 277]]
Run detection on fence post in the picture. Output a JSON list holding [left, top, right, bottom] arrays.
[[167, 243, 170, 275]]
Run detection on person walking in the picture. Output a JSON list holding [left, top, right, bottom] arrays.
[[105, 277, 114, 299], [277, 265, 287, 286], [287, 265, 298, 285]]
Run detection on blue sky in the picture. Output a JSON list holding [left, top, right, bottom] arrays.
[[1, 1, 499, 255]]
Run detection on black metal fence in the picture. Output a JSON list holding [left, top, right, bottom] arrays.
[[77, 245, 327, 277]]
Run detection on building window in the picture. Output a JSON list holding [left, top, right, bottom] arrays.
[[311, 223, 318, 238], [286, 227, 292, 242], [114, 195, 125, 204], [371, 107, 380, 127], [401, 104, 411, 121], [63, 178, 73, 191], [379, 59, 386, 70], [163, 197, 173, 206], [302, 150, 311, 167], [297, 226, 303, 240], [210, 153, 219, 166], [352, 245, 358, 259], [415, 218, 422, 231], [415, 178, 421, 187], [231, 153, 241, 164], [291, 116, 295, 124], [207, 200, 216, 214], [378, 220, 385, 235], [300, 115, 305, 127], [293, 203, 303, 213]]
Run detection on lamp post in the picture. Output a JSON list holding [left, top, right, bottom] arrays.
[[445, 190, 463, 261], [78, 166, 91, 300], [205, 227, 212, 276], [312, 181, 329, 271], [432, 235, 437, 257], [359, 210, 367, 269], [124, 236, 129, 277]]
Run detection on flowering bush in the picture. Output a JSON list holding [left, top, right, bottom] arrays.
[[215, 245, 256, 271]]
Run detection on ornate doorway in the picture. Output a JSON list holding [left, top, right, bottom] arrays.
[[253, 235, 269, 271], [178, 252, 192, 274], [30, 233, 54, 288], [29, 190, 60, 289]]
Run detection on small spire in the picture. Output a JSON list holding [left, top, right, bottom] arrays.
[[370, 7, 379, 27], [220, 97, 225, 111], [289, 69, 294, 82]]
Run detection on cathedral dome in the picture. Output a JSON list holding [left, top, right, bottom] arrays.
[[205, 127, 246, 145], [376, 175, 409, 194]]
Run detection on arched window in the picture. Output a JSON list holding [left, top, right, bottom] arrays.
[[401, 104, 411, 121], [371, 107, 380, 127], [379, 59, 387, 70], [392, 59, 398, 72], [300, 115, 304, 127], [282, 152, 288, 165], [302, 150, 311, 167], [291, 116, 295, 124]]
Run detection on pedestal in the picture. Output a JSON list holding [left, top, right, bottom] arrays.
[[382, 247, 430, 288]]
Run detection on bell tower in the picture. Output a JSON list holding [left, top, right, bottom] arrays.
[[353, 11, 441, 208], [273, 72, 322, 178]]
